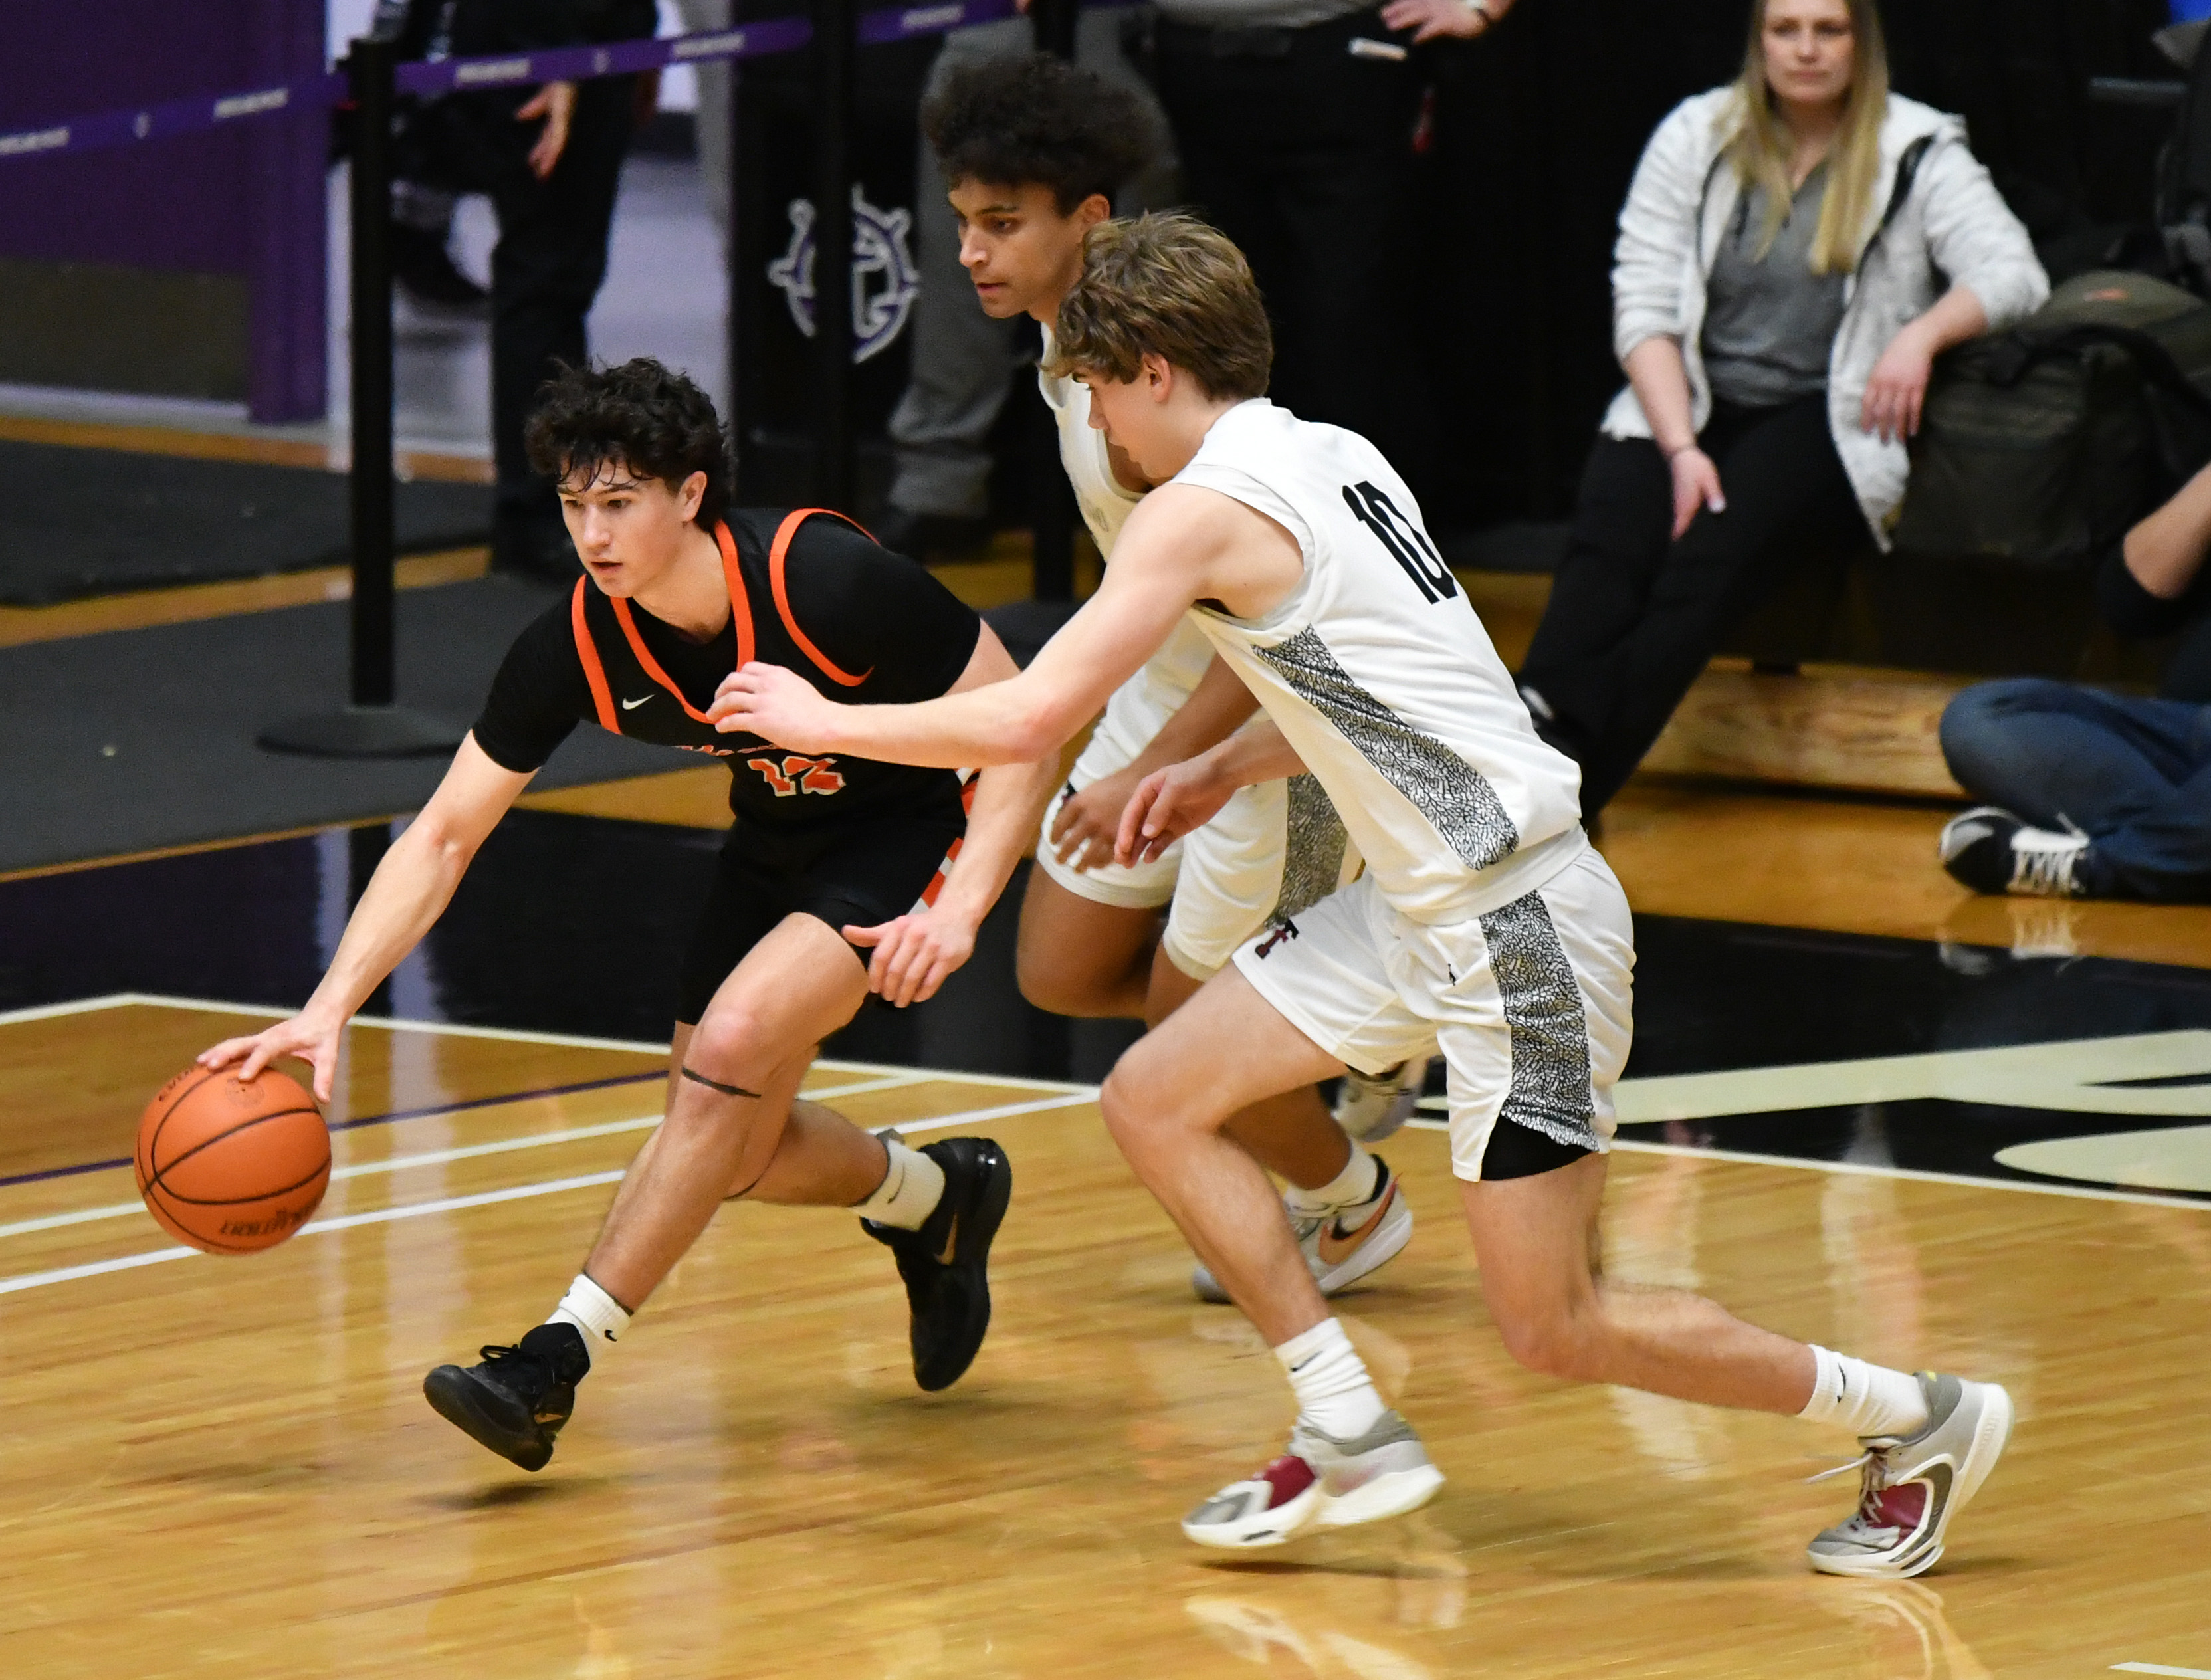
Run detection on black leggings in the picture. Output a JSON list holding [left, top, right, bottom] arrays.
[[1517, 394, 1871, 816]]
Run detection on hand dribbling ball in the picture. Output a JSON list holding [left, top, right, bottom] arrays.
[[135, 1065, 332, 1253]]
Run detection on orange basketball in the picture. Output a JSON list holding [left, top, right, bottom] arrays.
[[134, 1065, 332, 1254]]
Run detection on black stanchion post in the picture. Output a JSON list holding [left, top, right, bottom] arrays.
[[350, 32, 398, 712], [1031, 0, 1077, 60], [1027, 0, 1079, 602], [261, 35, 463, 759], [813, 0, 856, 509]]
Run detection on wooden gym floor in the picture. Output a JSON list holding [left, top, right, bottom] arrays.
[[5, 995, 2210, 1679], [9, 417, 2211, 1675]]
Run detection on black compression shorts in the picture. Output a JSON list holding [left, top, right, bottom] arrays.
[[675, 814, 967, 1025]]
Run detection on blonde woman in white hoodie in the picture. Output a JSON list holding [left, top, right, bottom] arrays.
[[1516, 0, 2047, 818]]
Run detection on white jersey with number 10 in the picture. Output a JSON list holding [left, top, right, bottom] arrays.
[[1174, 399, 1588, 925]]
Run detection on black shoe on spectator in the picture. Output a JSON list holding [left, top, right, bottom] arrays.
[[393, 223, 490, 314], [871, 506, 994, 564], [1939, 806, 2089, 897]]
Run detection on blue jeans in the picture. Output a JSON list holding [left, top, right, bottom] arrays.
[[1939, 678, 2211, 901]]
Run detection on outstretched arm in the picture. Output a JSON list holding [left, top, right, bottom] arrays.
[[198, 738, 533, 1099], [708, 492, 1225, 768], [842, 625, 1060, 1005]]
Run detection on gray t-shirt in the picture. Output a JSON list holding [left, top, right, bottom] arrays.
[[1701, 161, 1848, 410]]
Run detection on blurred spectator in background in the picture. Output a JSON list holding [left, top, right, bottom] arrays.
[[390, 179, 489, 312], [1938, 459, 2211, 902], [383, 0, 659, 578], [1147, 0, 1501, 461], [879, 15, 1171, 559], [671, 0, 733, 261], [1515, 0, 2045, 820]]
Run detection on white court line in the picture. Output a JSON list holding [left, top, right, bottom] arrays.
[[2113, 1664, 2211, 1677], [1401, 1119, 2211, 1211], [0, 1072, 931, 1242], [879, 1090, 1096, 1135], [0, 994, 152, 1027], [21, 993, 1096, 1095], [0, 1091, 1097, 1297]]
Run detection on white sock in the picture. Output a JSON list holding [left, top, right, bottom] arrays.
[[1284, 1141, 1381, 1217], [1275, 1317, 1388, 1439], [547, 1273, 631, 1346], [1798, 1346, 1929, 1439], [853, 1138, 946, 1231]]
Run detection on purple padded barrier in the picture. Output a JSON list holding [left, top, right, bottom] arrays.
[[0, 0, 328, 421]]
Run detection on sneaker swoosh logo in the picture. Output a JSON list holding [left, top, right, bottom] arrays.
[[934, 1212, 959, 1267], [621, 696, 652, 710], [1316, 1181, 1394, 1267]]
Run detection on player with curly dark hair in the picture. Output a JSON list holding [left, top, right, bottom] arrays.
[[201, 358, 1057, 1473]]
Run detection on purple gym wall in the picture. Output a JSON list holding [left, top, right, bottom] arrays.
[[0, 0, 327, 421]]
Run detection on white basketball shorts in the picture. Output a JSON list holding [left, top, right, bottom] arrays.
[[1233, 847, 1635, 1182], [1163, 774, 1356, 980], [1031, 728, 1182, 909]]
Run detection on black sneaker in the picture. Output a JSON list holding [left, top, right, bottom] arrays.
[[863, 1136, 1012, 1392], [423, 1322, 590, 1471], [1939, 805, 2089, 897]]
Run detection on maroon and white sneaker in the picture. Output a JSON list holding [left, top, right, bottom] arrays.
[[1806, 1372, 2014, 1579], [1182, 1411, 1444, 1548]]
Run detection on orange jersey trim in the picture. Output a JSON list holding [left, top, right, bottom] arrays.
[[914, 774, 982, 909], [600, 520, 756, 728], [770, 508, 875, 688], [570, 579, 619, 732]]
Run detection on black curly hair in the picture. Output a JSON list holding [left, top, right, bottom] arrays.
[[922, 53, 1158, 213], [522, 358, 732, 527]]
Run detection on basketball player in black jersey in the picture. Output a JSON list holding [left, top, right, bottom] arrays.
[[200, 359, 1057, 1472]]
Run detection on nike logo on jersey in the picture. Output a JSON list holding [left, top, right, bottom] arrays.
[[621, 696, 652, 710]]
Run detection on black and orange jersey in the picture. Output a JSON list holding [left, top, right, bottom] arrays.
[[471, 508, 980, 832]]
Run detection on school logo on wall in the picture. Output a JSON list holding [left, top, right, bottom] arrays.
[[767, 189, 922, 363]]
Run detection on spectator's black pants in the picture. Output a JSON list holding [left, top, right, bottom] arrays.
[[1517, 394, 1871, 817], [1155, 12, 1422, 454], [399, 77, 637, 573]]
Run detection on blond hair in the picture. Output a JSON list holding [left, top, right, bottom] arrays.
[[1723, 0, 1890, 274], [1045, 212, 1271, 400]]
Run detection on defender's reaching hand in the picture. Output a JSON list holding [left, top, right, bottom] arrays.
[[1050, 764, 1144, 873], [712, 663, 838, 751], [1116, 755, 1234, 868]]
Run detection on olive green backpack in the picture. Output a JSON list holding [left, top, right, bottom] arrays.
[[1893, 269, 2211, 568]]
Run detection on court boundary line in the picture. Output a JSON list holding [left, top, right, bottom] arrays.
[[39, 994, 2204, 1210], [0, 1072, 940, 1241], [5, 993, 1095, 1093], [0, 1089, 1098, 1297]]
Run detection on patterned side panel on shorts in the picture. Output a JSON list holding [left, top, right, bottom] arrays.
[[1477, 890, 1602, 1152], [1254, 627, 1520, 869], [1273, 774, 1350, 920]]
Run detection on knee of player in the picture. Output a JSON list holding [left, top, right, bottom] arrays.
[[1099, 1063, 1175, 1149], [678, 1019, 774, 1101], [1491, 1300, 1599, 1381]]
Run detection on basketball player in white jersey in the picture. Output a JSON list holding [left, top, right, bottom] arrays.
[[926, 54, 1415, 1299], [712, 215, 2016, 1578]]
